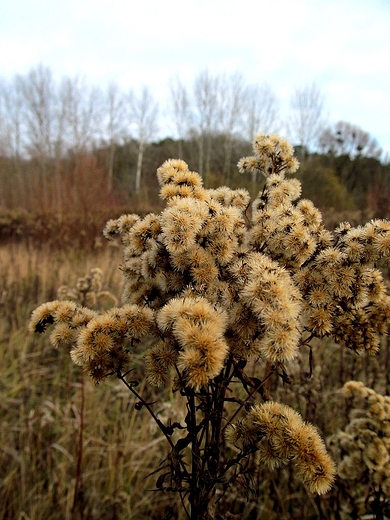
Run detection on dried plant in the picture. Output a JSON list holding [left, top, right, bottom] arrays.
[[29, 133, 390, 519], [52, 267, 119, 517], [330, 381, 390, 519], [57, 266, 119, 309]]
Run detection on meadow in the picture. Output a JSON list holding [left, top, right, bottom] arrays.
[[1, 231, 389, 520], [2, 132, 390, 519], [0, 240, 187, 519], [1, 73, 390, 518]]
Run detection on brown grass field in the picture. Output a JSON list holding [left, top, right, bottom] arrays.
[[1, 239, 389, 519], [0, 241, 187, 519]]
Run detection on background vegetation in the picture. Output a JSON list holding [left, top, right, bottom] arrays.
[[1, 64, 389, 236], [2, 239, 390, 519], [1, 65, 390, 519]]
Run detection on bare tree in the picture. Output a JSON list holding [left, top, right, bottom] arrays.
[[319, 120, 382, 160], [15, 64, 64, 211], [0, 77, 24, 161], [60, 75, 103, 158], [0, 78, 25, 208], [288, 82, 325, 154], [193, 69, 221, 176], [241, 83, 281, 184], [0, 79, 9, 156], [128, 86, 158, 193], [242, 83, 280, 142], [218, 72, 246, 181], [102, 82, 127, 191], [167, 76, 192, 158], [18, 64, 57, 173], [52, 77, 71, 172]]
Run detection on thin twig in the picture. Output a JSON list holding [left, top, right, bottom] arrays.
[[117, 371, 175, 449], [221, 365, 278, 435]]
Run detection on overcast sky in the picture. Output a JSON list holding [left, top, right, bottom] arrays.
[[1, 0, 390, 156]]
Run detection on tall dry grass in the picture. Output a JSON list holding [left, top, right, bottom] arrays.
[[2, 240, 390, 519], [0, 242, 185, 520]]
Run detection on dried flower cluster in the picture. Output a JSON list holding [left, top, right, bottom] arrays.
[[238, 133, 300, 177], [225, 401, 336, 494], [295, 220, 390, 353], [57, 267, 118, 309], [330, 381, 390, 496], [29, 267, 130, 380], [29, 133, 390, 507]]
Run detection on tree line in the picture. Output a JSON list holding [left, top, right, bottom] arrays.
[[0, 64, 388, 221]]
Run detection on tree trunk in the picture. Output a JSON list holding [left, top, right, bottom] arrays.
[[198, 135, 204, 177], [107, 140, 116, 192], [135, 140, 145, 193], [224, 134, 233, 184]]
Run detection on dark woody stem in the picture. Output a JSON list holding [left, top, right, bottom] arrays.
[[222, 363, 279, 435], [117, 371, 175, 449]]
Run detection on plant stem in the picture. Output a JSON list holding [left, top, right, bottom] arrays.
[[222, 364, 278, 435], [117, 371, 175, 449], [72, 371, 85, 518]]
